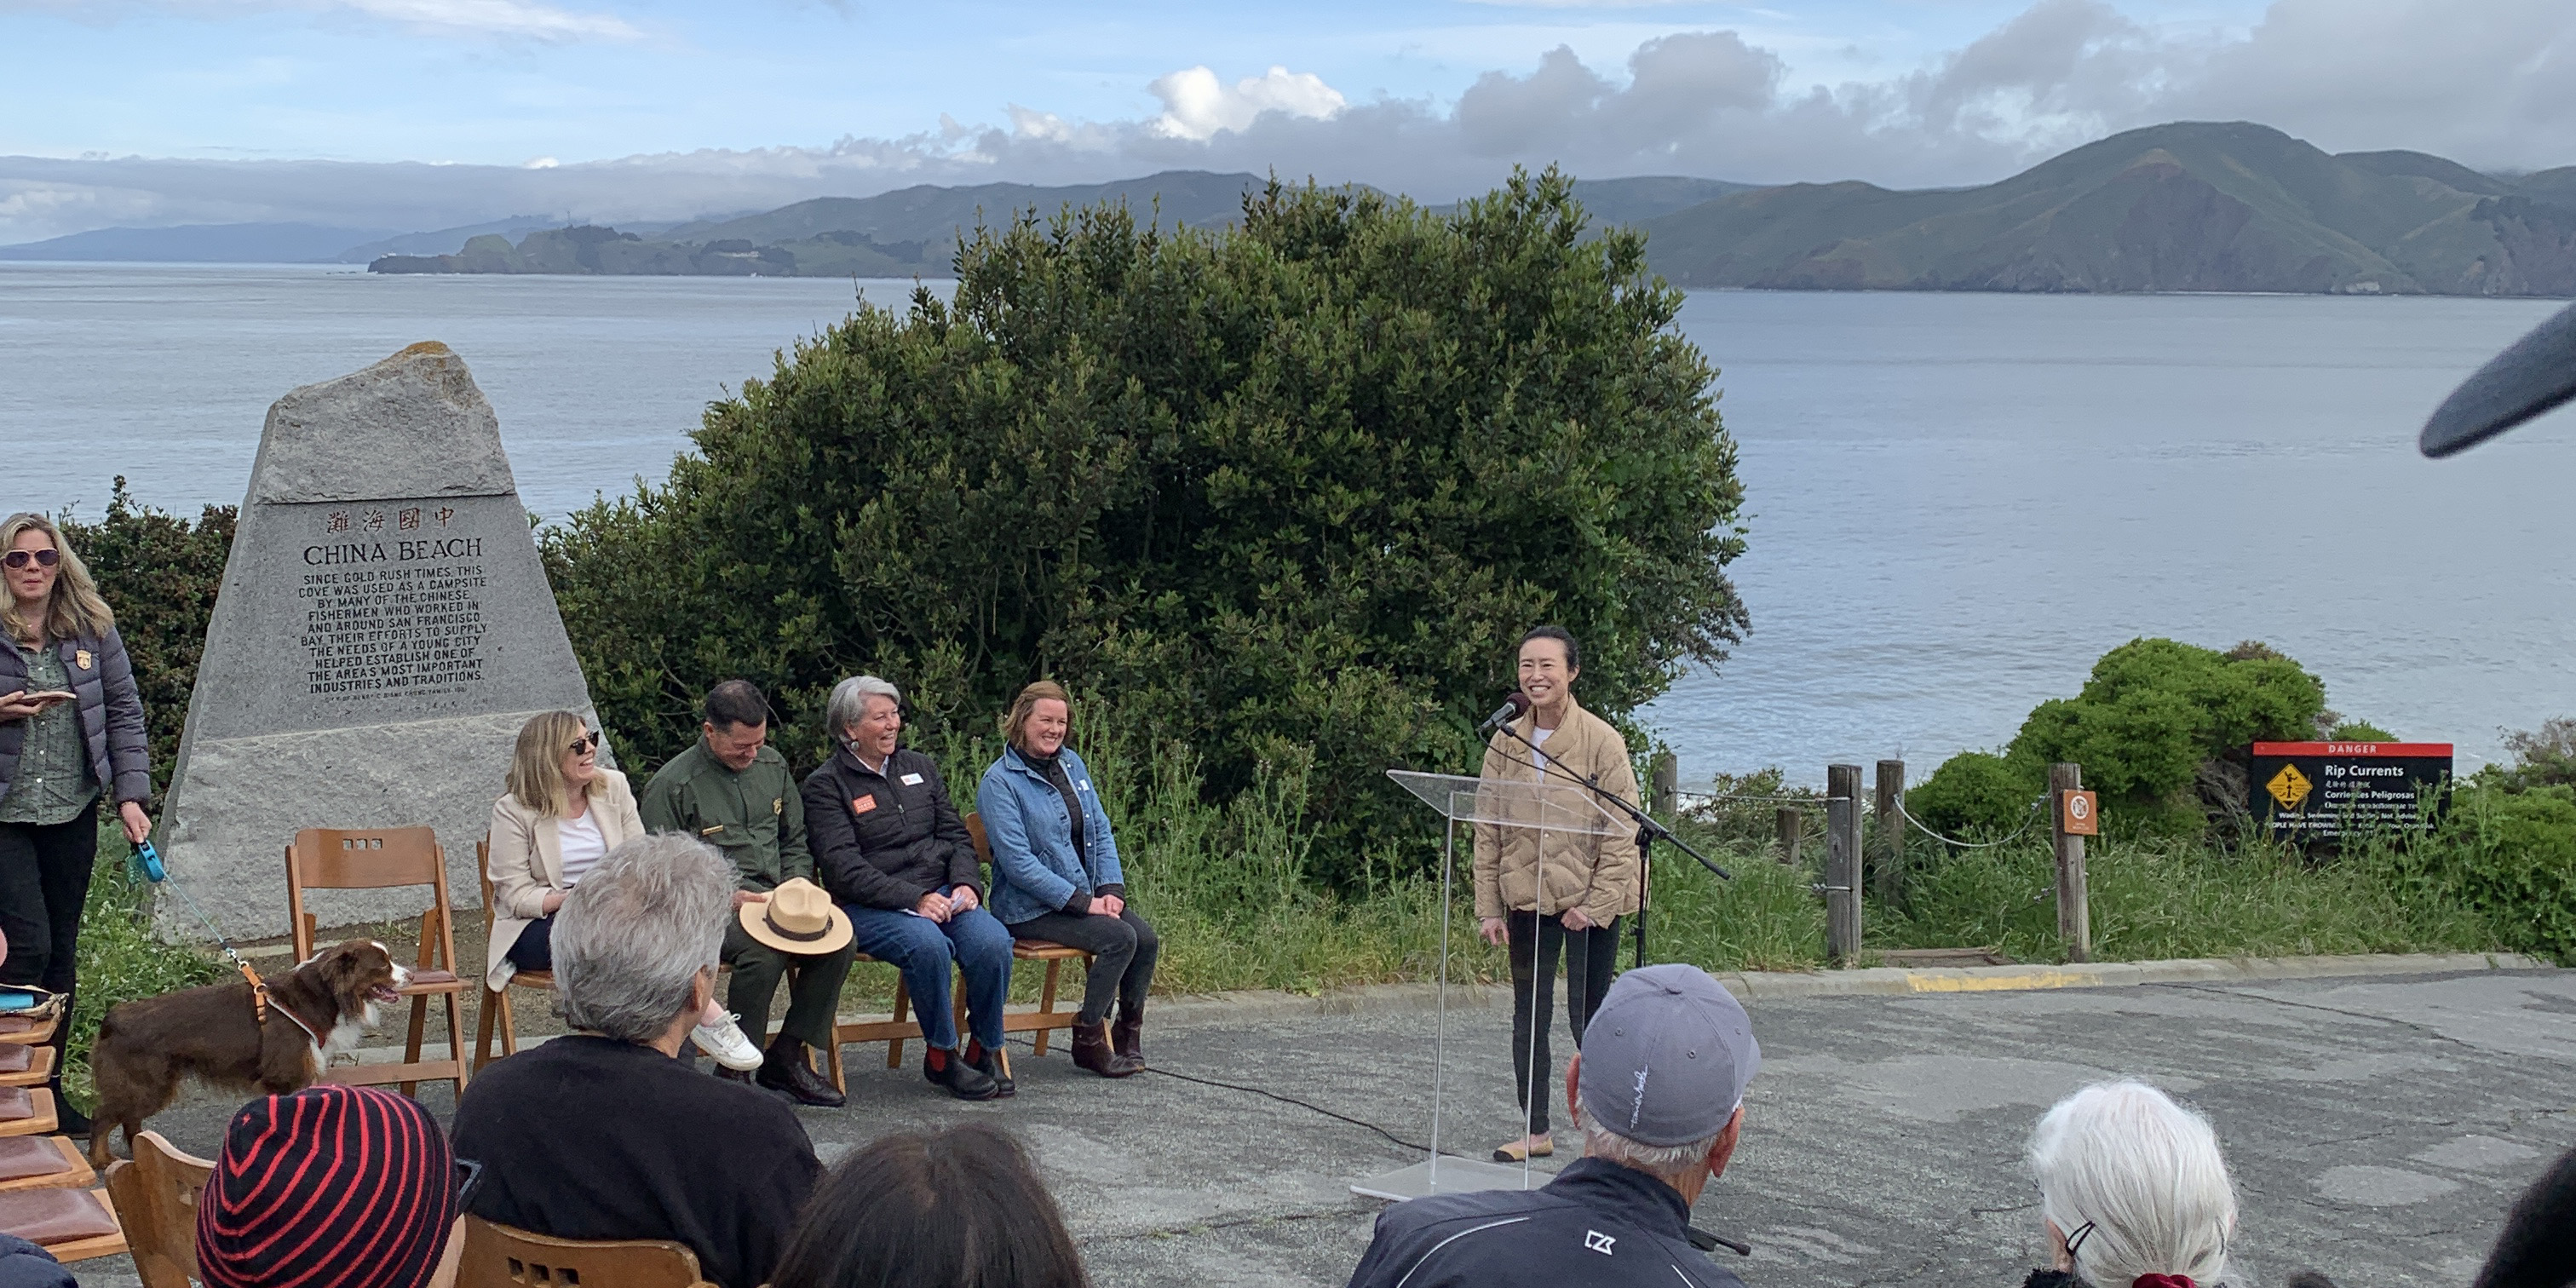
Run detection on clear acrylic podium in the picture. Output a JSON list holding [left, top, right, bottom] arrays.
[[1349, 769, 1622, 1201]]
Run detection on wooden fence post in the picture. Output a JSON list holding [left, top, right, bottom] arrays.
[[1874, 759, 1905, 904], [2050, 762, 2091, 963], [1826, 763, 1863, 965], [1651, 751, 1678, 817], [1775, 808, 1801, 866]]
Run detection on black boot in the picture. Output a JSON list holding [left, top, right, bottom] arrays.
[[756, 1036, 846, 1107], [923, 1046, 999, 1101], [45, 990, 87, 1137], [1071, 1021, 1141, 1078], [964, 1038, 1015, 1098], [1111, 1005, 1144, 1067]]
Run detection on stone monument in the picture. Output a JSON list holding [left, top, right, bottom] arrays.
[[161, 342, 612, 939]]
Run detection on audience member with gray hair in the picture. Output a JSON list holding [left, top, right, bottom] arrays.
[[1345, 963, 1759, 1288], [2022, 1080, 2238, 1288], [451, 833, 822, 1288]]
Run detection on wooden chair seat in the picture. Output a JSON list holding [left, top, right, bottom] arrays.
[[0, 1045, 55, 1089], [459, 1216, 717, 1288], [0, 1090, 60, 1138], [0, 1138, 94, 1194], [101, 1130, 211, 1287], [0, 1015, 58, 1047], [0, 1187, 125, 1263], [288, 827, 469, 1100]]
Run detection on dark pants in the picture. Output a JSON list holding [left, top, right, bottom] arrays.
[[1009, 908, 1158, 1026], [0, 800, 100, 994], [842, 905, 1013, 1052], [1508, 909, 1621, 1136], [721, 923, 854, 1051], [504, 914, 555, 971]]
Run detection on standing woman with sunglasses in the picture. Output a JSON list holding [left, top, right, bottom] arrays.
[[0, 514, 152, 1135]]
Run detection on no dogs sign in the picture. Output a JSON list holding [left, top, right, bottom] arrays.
[[2247, 742, 2453, 842]]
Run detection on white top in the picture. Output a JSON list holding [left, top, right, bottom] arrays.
[[1530, 724, 1555, 773], [557, 807, 607, 887]]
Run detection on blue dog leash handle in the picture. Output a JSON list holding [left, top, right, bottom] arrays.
[[135, 839, 167, 883]]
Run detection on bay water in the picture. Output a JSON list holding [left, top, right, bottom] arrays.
[[4, 263, 2569, 782]]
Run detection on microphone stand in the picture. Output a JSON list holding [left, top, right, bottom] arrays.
[[1488, 720, 1730, 969]]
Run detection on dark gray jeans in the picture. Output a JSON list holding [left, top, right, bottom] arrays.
[[1009, 907, 1159, 1025], [1507, 909, 1621, 1136]]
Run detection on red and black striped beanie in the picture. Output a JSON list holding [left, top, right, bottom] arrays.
[[197, 1084, 460, 1288]]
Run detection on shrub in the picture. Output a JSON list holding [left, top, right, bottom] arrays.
[[57, 479, 237, 790], [1905, 751, 2044, 837], [2390, 785, 2576, 962], [2326, 718, 2397, 742], [2496, 717, 2576, 791], [543, 170, 1749, 886]]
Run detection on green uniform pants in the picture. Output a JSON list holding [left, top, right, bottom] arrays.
[[722, 923, 854, 1051]]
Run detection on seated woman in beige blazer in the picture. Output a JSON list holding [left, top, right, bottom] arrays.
[[484, 711, 764, 1071]]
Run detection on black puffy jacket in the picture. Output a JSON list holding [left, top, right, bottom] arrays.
[[801, 746, 981, 911]]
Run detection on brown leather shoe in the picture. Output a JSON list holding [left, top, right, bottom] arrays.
[[756, 1038, 847, 1107], [1111, 1009, 1144, 1066], [1070, 1021, 1141, 1078]]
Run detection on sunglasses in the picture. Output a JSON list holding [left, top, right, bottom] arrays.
[[566, 734, 600, 755], [3, 550, 59, 571], [454, 1156, 487, 1208]]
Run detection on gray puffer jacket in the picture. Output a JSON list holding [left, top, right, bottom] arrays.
[[0, 627, 152, 807]]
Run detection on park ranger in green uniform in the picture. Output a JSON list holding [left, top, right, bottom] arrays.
[[639, 678, 854, 1107]]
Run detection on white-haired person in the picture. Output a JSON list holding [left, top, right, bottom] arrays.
[[2024, 1079, 2239, 1288], [483, 710, 762, 1072], [1345, 963, 1760, 1288], [451, 832, 823, 1288]]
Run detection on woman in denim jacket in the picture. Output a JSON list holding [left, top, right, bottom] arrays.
[[978, 681, 1155, 1078]]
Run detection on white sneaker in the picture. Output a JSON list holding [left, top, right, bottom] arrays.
[[693, 1013, 764, 1071]]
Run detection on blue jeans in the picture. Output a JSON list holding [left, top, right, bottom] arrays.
[[841, 903, 1013, 1052]]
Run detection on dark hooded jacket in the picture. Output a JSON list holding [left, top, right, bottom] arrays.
[[0, 627, 150, 806], [801, 745, 980, 911]]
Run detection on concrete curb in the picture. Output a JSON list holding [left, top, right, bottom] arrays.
[[341, 951, 2550, 1063]]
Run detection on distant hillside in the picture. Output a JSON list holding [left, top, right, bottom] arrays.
[[0, 221, 397, 262], [1638, 122, 2576, 296], [332, 216, 693, 263]]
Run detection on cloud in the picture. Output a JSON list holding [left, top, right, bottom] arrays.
[[3, 0, 640, 40], [1148, 65, 1348, 141], [4, 0, 2572, 245]]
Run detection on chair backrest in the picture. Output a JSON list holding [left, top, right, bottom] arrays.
[[475, 839, 497, 936], [285, 826, 456, 970], [964, 812, 992, 870], [101, 1130, 215, 1288], [459, 1216, 716, 1288]]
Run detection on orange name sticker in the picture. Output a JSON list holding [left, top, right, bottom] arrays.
[[852, 796, 877, 815]]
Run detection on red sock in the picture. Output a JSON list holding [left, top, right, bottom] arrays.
[[926, 1048, 949, 1072]]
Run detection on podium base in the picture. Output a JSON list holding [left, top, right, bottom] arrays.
[[1349, 1157, 1548, 1202]]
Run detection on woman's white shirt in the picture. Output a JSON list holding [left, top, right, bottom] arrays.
[[557, 806, 607, 887]]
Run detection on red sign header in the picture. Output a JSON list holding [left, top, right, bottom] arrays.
[[2251, 742, 2454, 757]]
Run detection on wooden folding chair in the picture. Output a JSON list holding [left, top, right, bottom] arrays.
[[0, 1137, 95, 1195], [0, 1187, 126, 1263], [820, 955, 945, 1093], [0, 1043, 56, 1088], [0, 1089, 58, 1138], [285, 827, 470, 1098], [459, 1216, 716, 1288], [965, 814, 1092, 1057], [473, 840, 560, 1072], [101, 1130, 212, 1288]]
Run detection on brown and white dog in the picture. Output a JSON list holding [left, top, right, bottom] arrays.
[[89, 940, 411, 1165]]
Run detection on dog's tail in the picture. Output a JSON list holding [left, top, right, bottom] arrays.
[[2472, 1146, 2576, 1288]]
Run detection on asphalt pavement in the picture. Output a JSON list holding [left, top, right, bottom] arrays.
[[78, 963, 2576, 1288]]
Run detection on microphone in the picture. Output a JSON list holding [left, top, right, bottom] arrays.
[[1476, 692, 1532, 734]]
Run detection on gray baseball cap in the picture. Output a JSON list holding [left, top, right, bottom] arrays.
[[1577, 963, 1761, 1147]]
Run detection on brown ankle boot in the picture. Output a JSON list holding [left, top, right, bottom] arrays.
[[1070, 1021, 1141, 1078], [1111, 1008, 1143, 1066]]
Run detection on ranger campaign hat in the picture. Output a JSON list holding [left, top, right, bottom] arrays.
[[1576, 963, 1761, 1147]]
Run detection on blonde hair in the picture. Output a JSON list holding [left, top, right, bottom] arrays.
[[1, 514, 115, 644], [508, 710, 601, 816], [1003, 681, 1072, 752]]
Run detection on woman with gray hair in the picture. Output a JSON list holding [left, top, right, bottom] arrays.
[[801, 674, 1014, 1101], [451, 833, 822, 1288], [2024, 1079, 2238, 1288]]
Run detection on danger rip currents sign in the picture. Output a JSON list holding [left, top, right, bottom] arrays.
[[2248, 742, 2453, 842]]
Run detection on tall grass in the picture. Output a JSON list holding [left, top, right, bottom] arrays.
[[64, 824, 224, 1109]]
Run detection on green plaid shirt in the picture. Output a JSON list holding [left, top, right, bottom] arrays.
[[0, 642, 98, 825]]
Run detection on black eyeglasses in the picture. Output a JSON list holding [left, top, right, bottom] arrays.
[[3, 550, 59, 571], [567, 733, 599, 754], [454, 1156, 487, 1208]]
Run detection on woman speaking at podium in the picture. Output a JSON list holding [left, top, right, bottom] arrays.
[[1474, 625, 1642, 1164]]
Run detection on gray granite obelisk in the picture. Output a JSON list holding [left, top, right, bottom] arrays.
[[160, 342, 610, 938]]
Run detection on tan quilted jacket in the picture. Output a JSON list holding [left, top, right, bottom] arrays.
[[1470, 696, 1642, 923]]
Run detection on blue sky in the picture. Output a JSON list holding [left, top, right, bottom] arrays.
[[3, 0, 2568, 241]]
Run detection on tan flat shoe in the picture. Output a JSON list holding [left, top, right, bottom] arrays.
[[1492, 1136, 1555, 1163]]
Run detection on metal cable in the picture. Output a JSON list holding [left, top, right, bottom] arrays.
[[1891, 791, 2050, 848]]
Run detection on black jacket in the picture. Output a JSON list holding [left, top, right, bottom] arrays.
[[801, 746, 981, 911], [1345, 1159, 1747, 1288]]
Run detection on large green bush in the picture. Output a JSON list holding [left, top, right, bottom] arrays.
[[543, 171, 1749, 883], [2390, 785, 2576, 961], [1908, 638, 2326, 837], [58, 480, 237, 790]]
